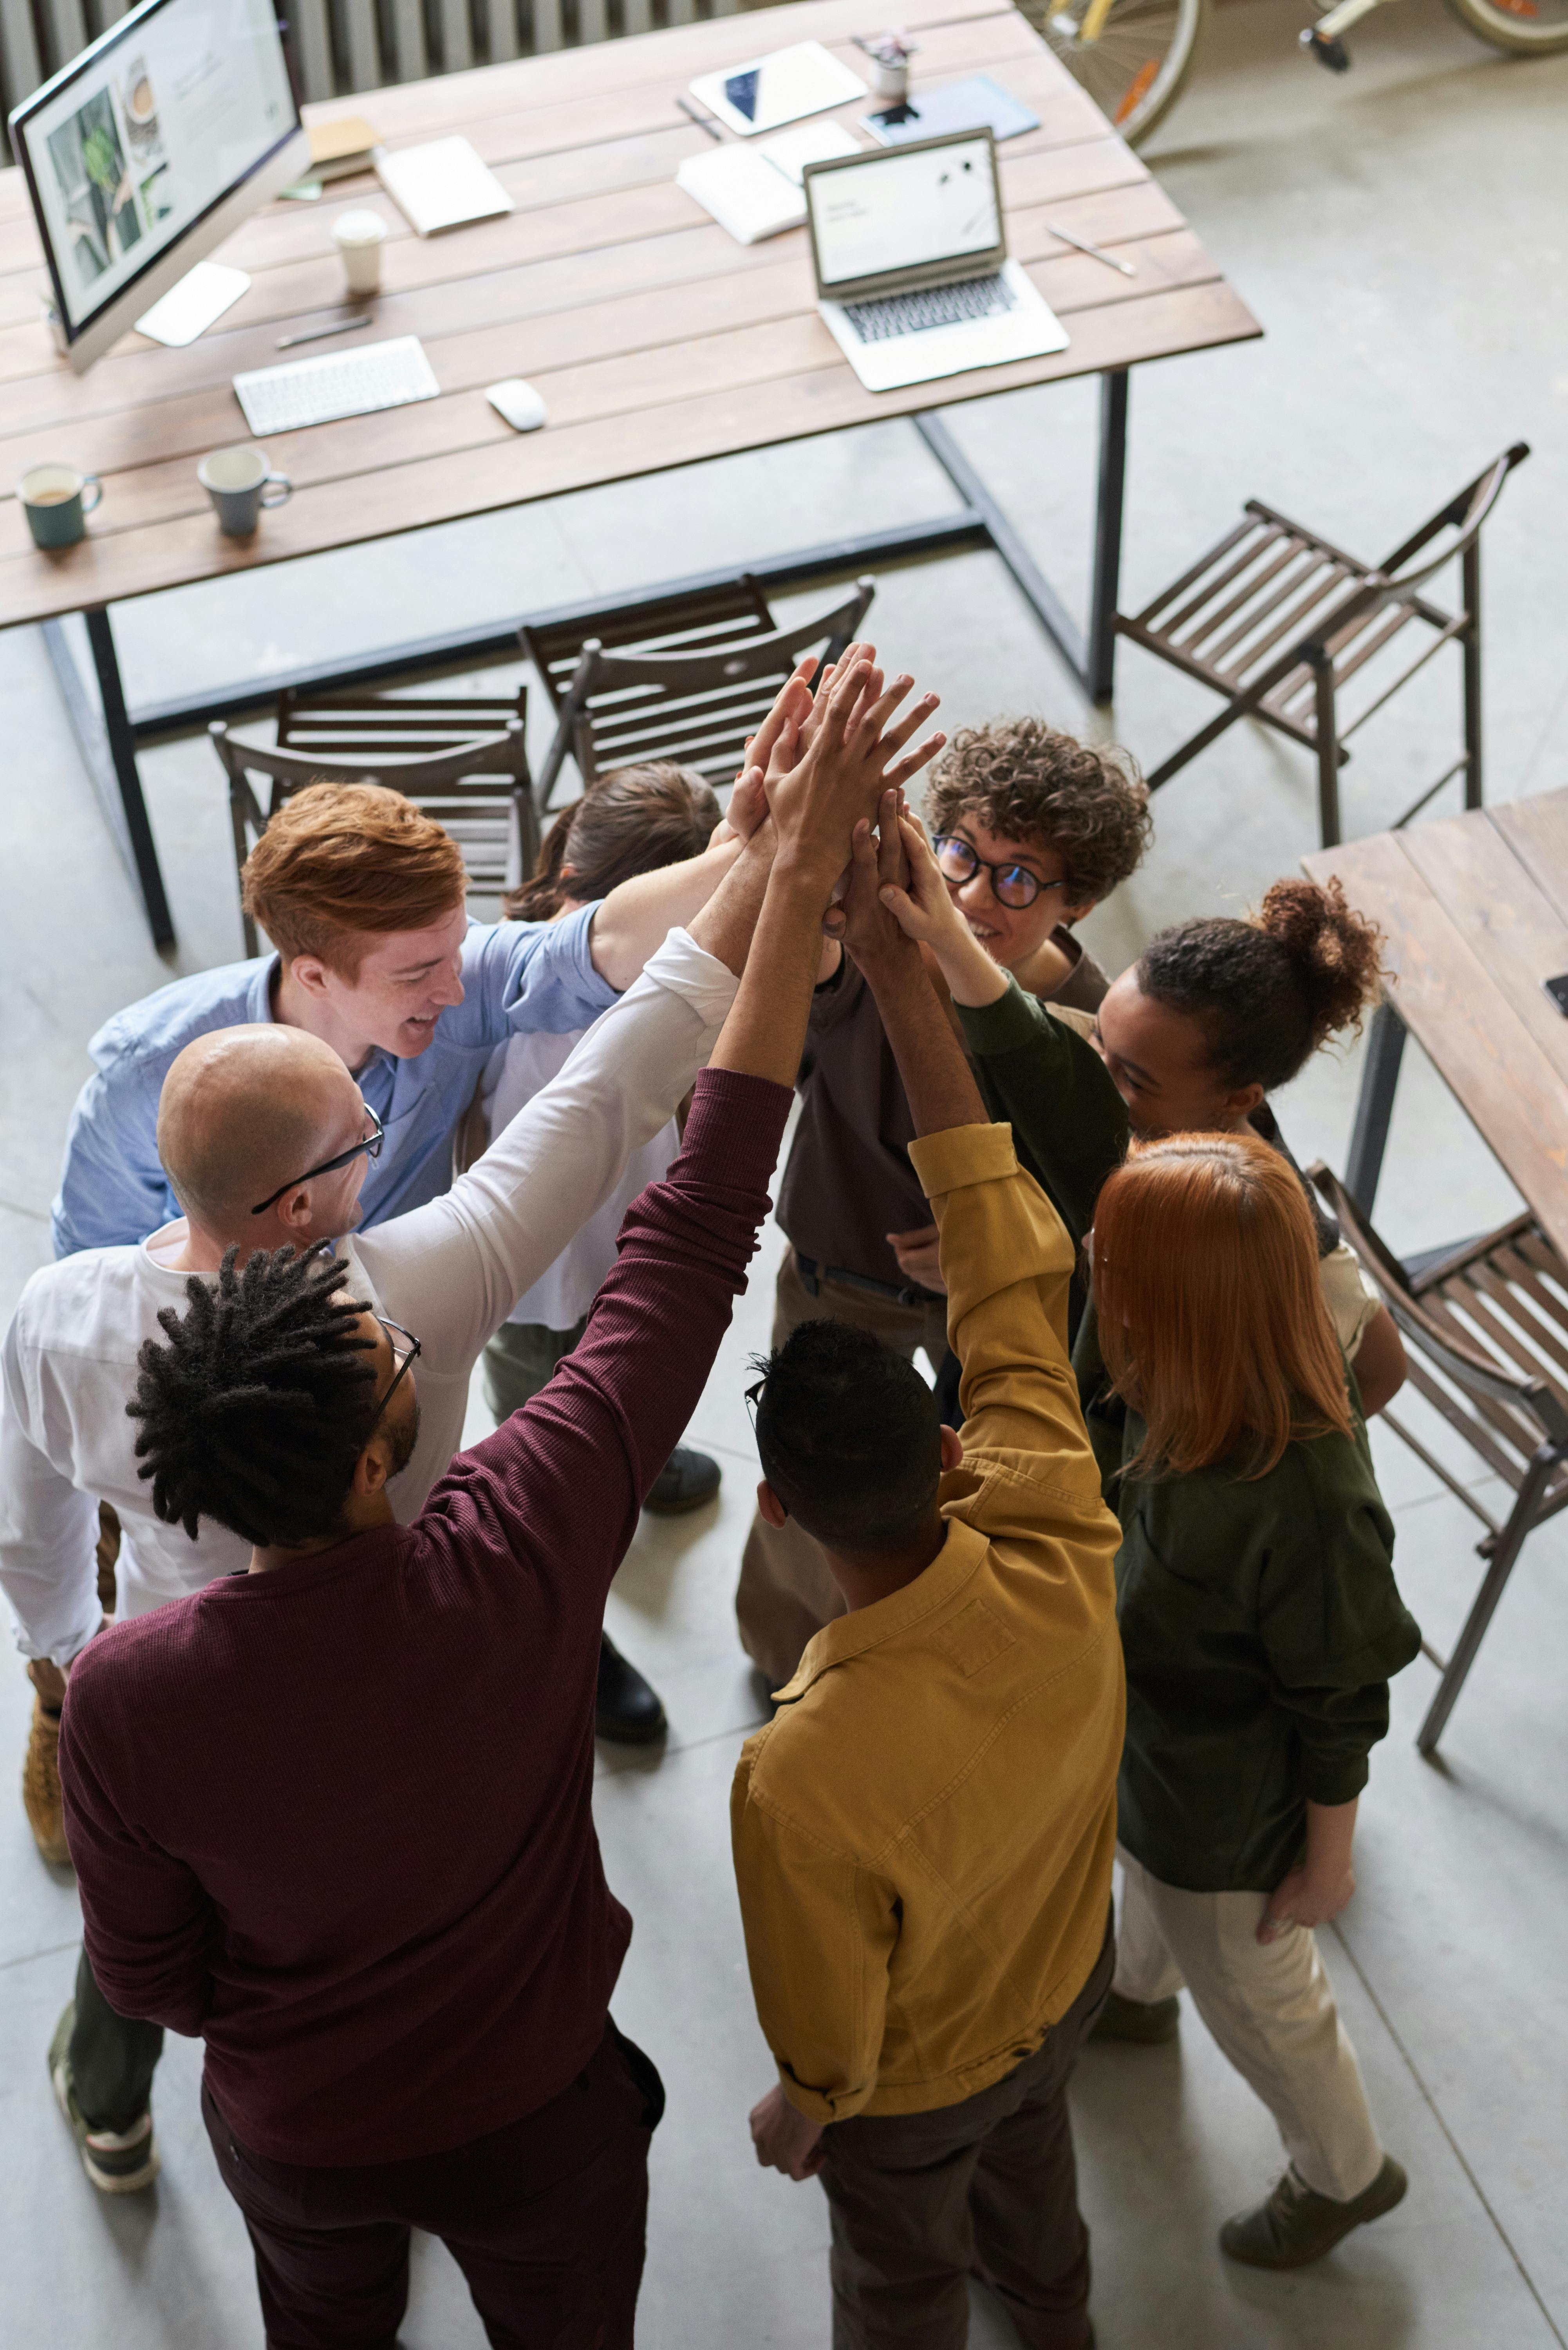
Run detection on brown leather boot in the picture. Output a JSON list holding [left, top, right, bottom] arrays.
[[23, 1694, 70, 1867]]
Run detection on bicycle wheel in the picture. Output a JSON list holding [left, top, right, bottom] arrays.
[[1018, 0, 1210, 146], [1440, 0, 1568, 54]]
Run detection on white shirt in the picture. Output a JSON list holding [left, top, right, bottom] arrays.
[[481, 1029, 680, 1333], [0, 931, 737, 1667]]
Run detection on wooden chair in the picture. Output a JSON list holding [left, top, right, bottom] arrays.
[[1310, 1161, 1568, 1757], [212, 689, 535, 956], [1116, 444, 1529, 848], [521, 574, 876, 806]]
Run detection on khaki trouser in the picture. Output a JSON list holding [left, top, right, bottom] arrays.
[[1113, 1847, 1385, 2202], [736, 1247, 950, 1689], [821, 1915, 1114, 2350]]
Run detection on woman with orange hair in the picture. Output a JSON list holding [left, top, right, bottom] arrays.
[[878, 824, 1421, 2274], [1082, 1133, 1420, 2267]]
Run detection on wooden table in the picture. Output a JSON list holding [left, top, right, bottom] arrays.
[[1305, 790, 1568, 1262], [0, 0, 1260, 944]]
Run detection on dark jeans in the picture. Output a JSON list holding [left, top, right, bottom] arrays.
[[821, 1916, 1115, 2350], [70, 1946, 163, 2134], [202, 2019, 664, 2350]]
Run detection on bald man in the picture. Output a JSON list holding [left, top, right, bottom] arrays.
[[0, 912, 750, 2197]]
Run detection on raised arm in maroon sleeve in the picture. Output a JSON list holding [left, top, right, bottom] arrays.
[[415, 1065, 794, 1600]]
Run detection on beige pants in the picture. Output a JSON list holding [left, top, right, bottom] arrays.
[[735, 1247, 949, 1689], [1113, 1848, 1384, 2202]]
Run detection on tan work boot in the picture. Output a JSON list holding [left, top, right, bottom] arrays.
[[23, 1694, 70, 1867]]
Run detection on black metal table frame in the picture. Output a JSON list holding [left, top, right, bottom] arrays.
[[39, 376, 1131, 952], [1344, 997, 1407, 1216]]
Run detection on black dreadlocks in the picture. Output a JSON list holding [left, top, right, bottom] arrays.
[[126, 1244, 381, 1548]]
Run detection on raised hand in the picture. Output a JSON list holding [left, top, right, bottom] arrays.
[[834, 793, 921, 975], [871, 808, 1008, 1009], [711, 656, 821, 844], [768, 658, 944, 888]]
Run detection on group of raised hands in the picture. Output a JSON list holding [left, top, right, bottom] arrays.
[[716, 637, 1022, 1001]]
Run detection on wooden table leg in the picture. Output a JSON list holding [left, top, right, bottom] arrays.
[[42, 607, 175, 951], [1346, 998, 1406, 1215]]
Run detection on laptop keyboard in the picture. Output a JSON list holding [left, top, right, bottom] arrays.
[[842, 273, 1016, 344]]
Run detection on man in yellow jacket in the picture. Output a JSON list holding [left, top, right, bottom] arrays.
[[732, 802, 1126, 2350]]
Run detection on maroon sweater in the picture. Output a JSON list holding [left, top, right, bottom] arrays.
[[60, 1067, 791, 2166]]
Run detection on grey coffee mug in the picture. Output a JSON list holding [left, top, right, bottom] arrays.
[[18, 463, 102, 549], [198, 445, 293, 538]]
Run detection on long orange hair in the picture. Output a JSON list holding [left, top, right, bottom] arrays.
[[1093, 1131, 1353, 1480]]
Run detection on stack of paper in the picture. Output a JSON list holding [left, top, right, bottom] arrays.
[[374, 137, 513, 236], [677, 120, 861, 245], [308, 117, 381, 180]]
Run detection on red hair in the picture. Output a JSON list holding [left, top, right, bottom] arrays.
[[242, 783, 467, 975], [1093, 1130, 1352, 1480]]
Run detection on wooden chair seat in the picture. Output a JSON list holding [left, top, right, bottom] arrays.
[[1311, 1164, 1568, 1755], [522, 573, 875, 804], [1117, 445, 1528, 848], [213, 688, 534, 958]]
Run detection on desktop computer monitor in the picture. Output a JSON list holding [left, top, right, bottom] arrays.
[[11, 0, 308, 373]]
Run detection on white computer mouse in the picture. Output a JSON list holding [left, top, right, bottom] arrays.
[[486, 378, 547, 433]]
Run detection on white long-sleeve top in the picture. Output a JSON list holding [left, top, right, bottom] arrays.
[[0, 930, 737, 1668], [481, 1029, 681, 1334]]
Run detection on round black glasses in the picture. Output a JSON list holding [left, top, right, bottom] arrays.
[[932, 835, 1068, 912]]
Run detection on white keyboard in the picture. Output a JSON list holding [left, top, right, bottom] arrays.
[[232, 336, 440, 436]]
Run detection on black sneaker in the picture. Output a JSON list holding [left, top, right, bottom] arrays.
[[49, 2004, 159, 2194], [596, 1634, 668, 1745], [642, 1447, 721, 1516]]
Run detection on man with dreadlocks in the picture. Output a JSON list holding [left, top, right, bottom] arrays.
[[54, 654, 942, 2349]]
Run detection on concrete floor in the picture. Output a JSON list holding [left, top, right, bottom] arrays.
[[3, 0, 1567, 2340]]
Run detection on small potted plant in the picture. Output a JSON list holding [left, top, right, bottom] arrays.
[[862, 31, 917, 106]]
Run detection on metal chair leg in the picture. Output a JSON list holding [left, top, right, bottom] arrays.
[[1461, 540, 1483, 811], [1313, 652, 1341, 848], [1416, 1447, 1558, 1756]]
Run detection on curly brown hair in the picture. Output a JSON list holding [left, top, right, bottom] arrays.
[[1137, 877, 1386, 1092], [923, 718, 1151, 906]]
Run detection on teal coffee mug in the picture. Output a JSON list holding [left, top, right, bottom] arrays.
[[18, 463, 101, 548]]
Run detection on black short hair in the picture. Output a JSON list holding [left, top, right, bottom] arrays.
[[751, 1321, 942, 1554], [1137, 877, 1384, 1093], [126, 1244, 379, 1548]]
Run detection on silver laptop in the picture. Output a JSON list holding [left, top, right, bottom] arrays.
[[804, 129, 1068, 394]]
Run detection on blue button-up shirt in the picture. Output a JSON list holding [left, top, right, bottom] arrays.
[[51, 909, 616, 1258]]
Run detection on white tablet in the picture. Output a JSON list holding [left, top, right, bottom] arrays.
[[688, 42, 867, 139]]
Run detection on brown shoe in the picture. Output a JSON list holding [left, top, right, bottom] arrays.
[[23, 1696, 70, 1867], [1220, 2155, 1407, 2268]]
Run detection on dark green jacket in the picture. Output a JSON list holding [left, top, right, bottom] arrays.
[[956, 978, 1420, 1893]]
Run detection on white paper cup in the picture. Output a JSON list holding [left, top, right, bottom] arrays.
[[332, 210, 388, 298]]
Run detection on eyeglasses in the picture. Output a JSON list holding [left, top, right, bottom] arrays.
[[932, 835, 1068, 912], [251, 1102, 385, 1217], [366, 1316, 421, 1436]]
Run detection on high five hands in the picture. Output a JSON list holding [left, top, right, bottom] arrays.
[[711, 644, 945, 869]]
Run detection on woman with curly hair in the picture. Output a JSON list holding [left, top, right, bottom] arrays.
[[879, 821, 1421, 2272], [735, 717, 1152, 1689]]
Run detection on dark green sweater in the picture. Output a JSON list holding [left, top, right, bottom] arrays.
[[956, 977, 1420, 1893]]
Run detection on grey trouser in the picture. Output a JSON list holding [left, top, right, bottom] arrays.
[[820, 1916, 1114, 2350], [482, 1317, 591, 1422], [736, 1249, 949, 1689]]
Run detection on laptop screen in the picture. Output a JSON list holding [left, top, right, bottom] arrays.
[[807, 134, 1001, 294]]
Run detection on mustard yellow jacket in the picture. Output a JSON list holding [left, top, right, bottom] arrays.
[[731, 1122, 1124, 2124]]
